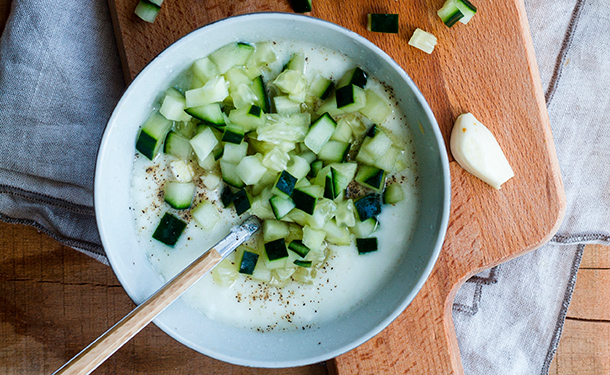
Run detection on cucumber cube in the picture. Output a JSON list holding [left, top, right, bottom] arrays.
[[263, 220, 290, 242], [354, 194, 382, 221], [232, 189, 251, 215], [152, 213, 187, 246], [189, 126, 219, 162], [304, 112, 336, 153], [273, 170, 297, 197], [291, 188, 319, 215], [264, 239, 289, 261], [239, 250, 259, 275], [209, 42, 255, 74], [191, 200, 221, 231], [236, 155, 268, 185], [355, 165, 386, 192], [288, 240, 310, 258], [356, 237, 378, 254]]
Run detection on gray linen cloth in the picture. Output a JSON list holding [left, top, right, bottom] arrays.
[[0, 0, 606, 373]]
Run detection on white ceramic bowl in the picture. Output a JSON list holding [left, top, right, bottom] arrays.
[[95, 13, 450, 368]]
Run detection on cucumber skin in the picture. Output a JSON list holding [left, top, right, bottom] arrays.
[[152, 213, 187, 246], [356, 237, 378, 254], [239, 251, 259, 275]]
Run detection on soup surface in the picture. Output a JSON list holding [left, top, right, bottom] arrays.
[[130, 40, 420, 331]]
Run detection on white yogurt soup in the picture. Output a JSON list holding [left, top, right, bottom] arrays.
[[130, 39, 420, 332]]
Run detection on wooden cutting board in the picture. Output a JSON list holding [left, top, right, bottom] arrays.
[[107, 0, 565, 373]]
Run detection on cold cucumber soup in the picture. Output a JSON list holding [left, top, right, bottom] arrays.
[[130, 40, 420, 332]]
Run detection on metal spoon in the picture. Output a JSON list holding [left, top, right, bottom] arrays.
[[53, 216, 261, 375]]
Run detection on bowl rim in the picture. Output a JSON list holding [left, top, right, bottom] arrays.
[[95, 11, 451, 367]]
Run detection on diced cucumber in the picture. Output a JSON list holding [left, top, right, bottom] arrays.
[[185, 103, 225, 127], [309, 74, 334, 100], [288, 240, 310, 258], [232, 189, 251, 215], [438, 0, 477, 26], [338, 67, 368, 89], [298, 150, 317, 164], [136, 112, 173, 160], [173, 120, 198, 139], [294, 259, 312, 267], [246, 42, 278, 73], [164, 181, 195, 209], [273, 170, 297, 197], [185, 76, 229, 108], [220, 185, 233, 208], [239, 250, 259, 275], [263, 220, 290, 242], [228, 104, 265, 132], [356, 237, 378, 254], [359, 89, 392, 124], [201, 172, 221, 190], [257, 113, 310, 146], [330, 118, 353, 143], [231, 83, 258, 109], [289, 0, 312, 13], [286, 154, 311, 181], [367, 13, 399, 34], [264, 238, 289, 261], [354, 194, 382, 221], [211, 255, 238, 286], [262, 147, 290, 172], [209, 42, 255, 74], [317, 140, 349, 163], [310, 160, 324, 178], [152, 213, 186, 246], [221, 141, 248, 164], [191, 57, 219, 84], [291, 186, 321, 215], [284, 52, 306, 74], [191, 200, 221, 231], [408, 28, 438, 54], [350, 217, 378, 237], [221, 124, 245, 144], [304, 112, 336, 153], [307, 198, 337, 229], [323, 172, 337, 200], [302, 226, 326, 253], [355, 165, 386, 192], [273, 69, 307, 103], [273, 96, 301, 115], [334, 84, 367, 112], [360, 130, 393, 160], [250, 75, 270, 113], [220, 160, 245, 188], [335, 199, 356, 227], [225, 67, 252, 93], [383, 182, 405, 204], [160, 89, 191, 122], [164, 131, 193, 160], [236, 155, 268, 185], [374, 145, 401, 172], [189, 126, 219, 161], [323, 219, 350, 245], [134, 0, 160, 23], [270, 195, 296, 219]]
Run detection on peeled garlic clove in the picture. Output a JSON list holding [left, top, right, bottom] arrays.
[[450, 113, 514, 189]]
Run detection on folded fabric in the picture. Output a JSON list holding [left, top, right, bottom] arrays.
[[0, 0, 125, 263], [453, 0, 610, 373]]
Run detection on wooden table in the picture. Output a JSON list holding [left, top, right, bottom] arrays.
[[0, 2, 607, 374]]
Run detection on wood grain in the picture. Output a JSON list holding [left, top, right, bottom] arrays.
[[107, 0, 565, 373], [0, 221, 327, 375]]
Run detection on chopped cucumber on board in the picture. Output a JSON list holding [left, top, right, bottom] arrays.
[[134, 40, 414, 285]]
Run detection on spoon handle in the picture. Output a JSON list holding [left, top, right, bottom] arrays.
[[53, 216, 261, 375]]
